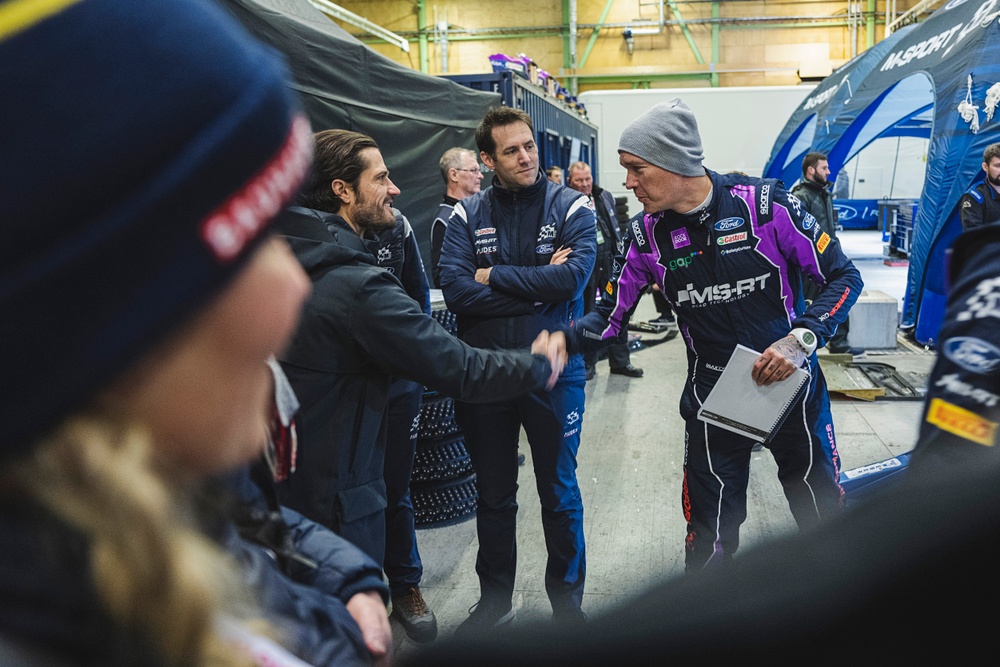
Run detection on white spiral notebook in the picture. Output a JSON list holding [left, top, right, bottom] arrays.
[[696, 344, 810, 443]]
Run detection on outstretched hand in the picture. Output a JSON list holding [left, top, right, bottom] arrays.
[[346, 591, 393, 666], [532, 329, 568, 389], [751, 334, 806, 386]]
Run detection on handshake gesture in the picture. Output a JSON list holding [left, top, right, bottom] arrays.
[[531, 330, 569, 389]]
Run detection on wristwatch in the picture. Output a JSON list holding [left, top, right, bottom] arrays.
[[789, 328, 818, 355]]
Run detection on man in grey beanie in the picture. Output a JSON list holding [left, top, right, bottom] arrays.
[[566, 98, 864, 571], [617, 98, 706, 178]]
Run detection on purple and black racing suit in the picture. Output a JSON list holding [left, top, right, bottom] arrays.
[[570, 169, 863, 570]]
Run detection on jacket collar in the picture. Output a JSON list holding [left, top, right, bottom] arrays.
[[323, 212, 380, 255], [799, 178, 830, 194], [490, 169, 546, 202]]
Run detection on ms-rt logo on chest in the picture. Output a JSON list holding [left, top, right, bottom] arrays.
[[675, 273, 771, 306]]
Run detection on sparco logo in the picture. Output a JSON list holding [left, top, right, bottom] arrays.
[[943, 336, 1000, 375], [714, 217, 744, 232], [936, 373, 1000, 406], [758, 184, 770, 215], [675, 273, 770, 306], [631, 219, 646, 246]]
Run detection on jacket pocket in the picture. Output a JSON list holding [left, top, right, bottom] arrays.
[[335, 479, 388, 523]]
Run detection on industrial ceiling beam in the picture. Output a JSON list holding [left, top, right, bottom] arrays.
[[886, 0, 942, 34], [667, 0, 705, 64], [579, 0, 616, 70], [308, 0, 409, 52]]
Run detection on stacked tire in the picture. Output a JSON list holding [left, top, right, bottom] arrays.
[[615, 196, 630, 231], [410, 306, 478, 528]]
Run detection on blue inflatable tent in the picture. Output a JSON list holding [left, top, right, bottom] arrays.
[[765, 0, 1000, 345]]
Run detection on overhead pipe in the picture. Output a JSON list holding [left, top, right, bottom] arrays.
[[433, 5, 449, 73], [569, 0, 578, 67], [711, 1, 719, 87], [850, 0, 858, 58], [867, 0, 876, 48], [357, 18, 857, 48], [417, 0, 428, 73], [628, 0, 665, 35], [308, 0, 409, 52], [361, 15, 866, 42], [887, 0, 941, 33]]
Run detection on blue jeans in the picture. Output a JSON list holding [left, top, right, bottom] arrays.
[[383, 378, 424, 595]]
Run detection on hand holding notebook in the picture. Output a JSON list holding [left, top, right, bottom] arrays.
[[696, 344, 810, 443]]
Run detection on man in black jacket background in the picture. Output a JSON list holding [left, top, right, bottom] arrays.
[[959, 142, 1000, 230], [275, 129, 567, 639], [791, 151, 852, 354]]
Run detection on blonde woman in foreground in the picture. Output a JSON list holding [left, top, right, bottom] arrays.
[[0, 0, 388, 665]]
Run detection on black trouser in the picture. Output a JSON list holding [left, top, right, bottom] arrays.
[[584, 268, 631, 370], [652, 290, 674, 319], [682, 364, 844, 570]]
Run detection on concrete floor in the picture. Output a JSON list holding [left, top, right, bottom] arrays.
[[393, 229, 935, 657]]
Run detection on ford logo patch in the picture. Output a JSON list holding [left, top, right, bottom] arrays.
[[536, 243, 555, 255], [714, 217, 744, 232], [943, 336, 1000, 375]]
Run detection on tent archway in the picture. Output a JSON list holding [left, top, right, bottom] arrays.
[[766, 1, 1000, 345]]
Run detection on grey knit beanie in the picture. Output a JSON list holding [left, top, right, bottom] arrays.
[[618, 99, 705, 177]]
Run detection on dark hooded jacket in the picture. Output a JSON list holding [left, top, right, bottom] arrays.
[[274, 207, 552, 552]]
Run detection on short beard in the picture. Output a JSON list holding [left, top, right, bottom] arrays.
[[353, 196, 396, 232], [811, 174, 829, 187], [989, 172, 1000, 188]]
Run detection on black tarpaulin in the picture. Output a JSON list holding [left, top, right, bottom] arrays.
[[219, 0, 500, 274]]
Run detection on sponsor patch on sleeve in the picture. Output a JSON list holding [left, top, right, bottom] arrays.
[[816, 232, 831, 254], [605, 281, 614, 295], [926, 397, 998, 446]]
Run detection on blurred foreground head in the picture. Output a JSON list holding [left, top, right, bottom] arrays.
[[0, 0, 313, 462]]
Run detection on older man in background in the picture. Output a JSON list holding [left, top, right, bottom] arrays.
[[431, 147, 484, 288]]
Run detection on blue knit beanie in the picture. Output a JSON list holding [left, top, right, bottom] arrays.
[[0, 0, 313, 456]]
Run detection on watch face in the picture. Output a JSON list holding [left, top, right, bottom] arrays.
[[803, 331, 816, 346]]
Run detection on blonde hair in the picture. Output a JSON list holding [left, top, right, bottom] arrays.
[[9, 412, 261, 667]]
